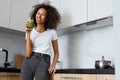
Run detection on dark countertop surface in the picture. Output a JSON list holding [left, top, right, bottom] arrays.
[[0, 67, 115, 74], [0, 67, 21, 73], [55, 68, 115, 74]]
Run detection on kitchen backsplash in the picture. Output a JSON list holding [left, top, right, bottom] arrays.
[[57, 25, 114, 69]]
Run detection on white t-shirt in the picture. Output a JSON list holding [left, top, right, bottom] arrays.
[[26, 28, 58, 55]]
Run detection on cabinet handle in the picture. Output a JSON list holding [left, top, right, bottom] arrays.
[[61, 76, 82, 80]]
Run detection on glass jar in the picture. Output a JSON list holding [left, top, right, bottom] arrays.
[[56, 61, 62, 69]]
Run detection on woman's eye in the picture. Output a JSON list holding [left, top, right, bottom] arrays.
[[42, 14, 45, 16], [42, 14, 46, 16], [36, 13, 39, 15]]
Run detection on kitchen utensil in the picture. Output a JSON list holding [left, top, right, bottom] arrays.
[[95, 56, 112, 69], [15, 54, 25, 69]]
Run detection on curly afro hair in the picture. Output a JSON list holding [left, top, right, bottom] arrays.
[[29, 2, 61, 30]]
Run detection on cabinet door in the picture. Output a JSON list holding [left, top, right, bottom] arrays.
[[97, 74, 115, 80], [80, 74, 96, 80], [15, 0, 38, 6], [0, 72, 20, 80], [88, 0, 113, 21], [49, 0, 60, 11], [9, 0, 32, 32], [38, 0, 60, 11], [53, 74, 61, 80], [0, 0, 11, 28], [54, 74, 96, 80], [59, 0, 87, 29]]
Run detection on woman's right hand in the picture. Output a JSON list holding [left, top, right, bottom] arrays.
[[25, 21, 32, 33]]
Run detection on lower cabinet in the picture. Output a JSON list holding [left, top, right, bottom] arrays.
[[53, 74, 115, 80], [0, 72, 21, 80], [0, 72, 115, 80], [53, 74, 96, 80], [97, 74, 115, 80]]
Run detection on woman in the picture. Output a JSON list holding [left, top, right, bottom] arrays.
[[21, 2, 61, 80]]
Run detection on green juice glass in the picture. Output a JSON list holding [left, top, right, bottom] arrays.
[[28, 19, 34, 29]]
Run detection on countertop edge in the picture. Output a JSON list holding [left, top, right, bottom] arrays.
[[55, 69, 115, 74], [0, 68, 21, 73]]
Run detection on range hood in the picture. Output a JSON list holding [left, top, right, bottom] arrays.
[[57, 16, 113, 35]]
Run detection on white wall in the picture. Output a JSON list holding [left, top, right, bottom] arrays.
[[113, 0, 120, 80], [58, 26, 114, 69]]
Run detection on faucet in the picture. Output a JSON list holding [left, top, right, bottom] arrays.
[[0, 48, 11, 68]]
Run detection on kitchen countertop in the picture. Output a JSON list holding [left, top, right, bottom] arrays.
[[0, 68, 115, 74], [0, 67, 20, 73], [55, 68, 115, 74]]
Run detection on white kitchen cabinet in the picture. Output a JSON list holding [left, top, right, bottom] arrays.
[[8, 0, 60, 32], [88, 0, 113, 21], [38, 0, 87, 29], [49, 0, 60, 11], [13, 0, 38, 6], [0, 0, 11, 28], [0, 0, 38, 32], [59, 0, 87, 29], [9, 0, 32, 31], [38, 0, 60, 11]]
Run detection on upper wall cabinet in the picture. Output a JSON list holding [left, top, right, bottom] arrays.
[[59, 0, 87, 29], [88, 0, 113, 21], [49, 0, 60, 11], [10, 0, 38, 32], [9, 0, 32, 31], [14, 0, 38, 6], [38, 0, 60, 10], [38, 0, 87, 29], [0, 0, 11, 28]]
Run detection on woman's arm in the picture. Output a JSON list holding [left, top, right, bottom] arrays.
[[25, 22, 33, 57], [48, 39, 59, 74], [25, 32, 33, 57]]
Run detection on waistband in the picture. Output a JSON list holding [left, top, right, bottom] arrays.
[[32, 52, 50, 58]]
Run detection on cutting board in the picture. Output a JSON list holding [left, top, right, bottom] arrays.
[[15, 54, 25, 69]]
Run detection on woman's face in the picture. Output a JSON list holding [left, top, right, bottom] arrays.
[[35, 8, 47, 25]]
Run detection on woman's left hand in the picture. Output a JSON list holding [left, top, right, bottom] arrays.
[[48, 66, 56, 74]]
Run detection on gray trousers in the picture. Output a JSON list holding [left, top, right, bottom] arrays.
[[21, 52, 50, 80]]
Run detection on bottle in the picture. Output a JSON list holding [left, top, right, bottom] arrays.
[[56, 61, 62, 69]]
